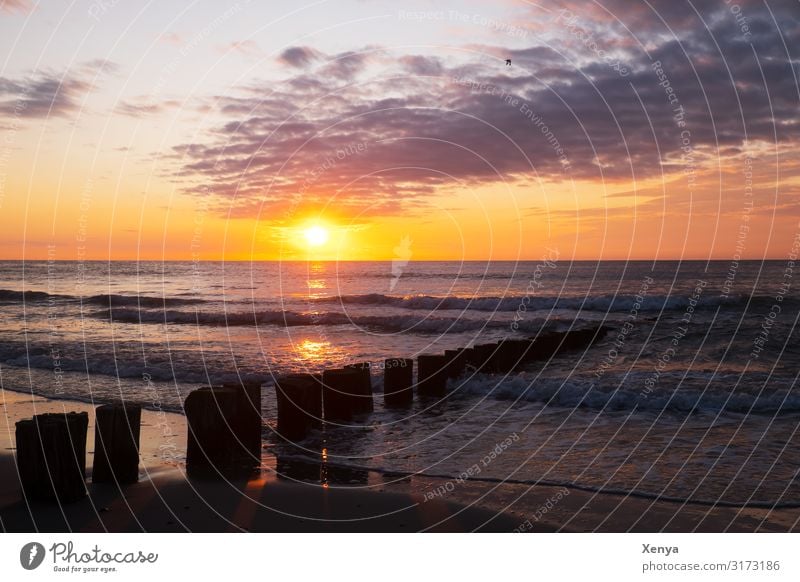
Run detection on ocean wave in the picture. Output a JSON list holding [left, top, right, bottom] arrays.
[[6, 344, 797, 417], [0, 289, 68, 302], [0, 288, 206, 307], [91, 307, 555, 333], [312, 292, 787, 313], [84, 294, 206, 308], [453, 372, 800, 415], [358, 270, 519, 280], [3, 286, 792, 314], [2, 350, 275, 387]]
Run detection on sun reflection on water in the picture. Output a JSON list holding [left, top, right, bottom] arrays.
[[305, 261, 329, 298], [293, 338, 345, 367]]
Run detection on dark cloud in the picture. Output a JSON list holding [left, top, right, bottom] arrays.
[[400, 55, 445, 76], [546, 0, 790, 38], [174, 1, 800, 219], [321, 50, 372, 80], [0, 61, 117, 119], [278, 46, 323, 68], [0, 72, 89, 118]]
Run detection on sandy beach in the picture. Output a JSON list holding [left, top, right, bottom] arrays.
[[0, 389, 530, 532], [2, 388, 796, 533]]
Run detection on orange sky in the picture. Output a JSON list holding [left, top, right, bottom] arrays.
[[1, 1, 798, 261]]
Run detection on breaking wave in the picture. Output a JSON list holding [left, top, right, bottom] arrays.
[[453, 372, 800, 415], [0, 289, 206, 307], [91, 307, 555, 333], [313, 292, 785, 313]]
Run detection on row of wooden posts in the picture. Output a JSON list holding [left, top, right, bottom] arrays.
[[274, 326, 607, 441], [14, 327, 607, 503], [15, 404, 141, 503]]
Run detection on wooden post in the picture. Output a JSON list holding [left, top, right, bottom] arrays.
[[416, 354, 448, 398], [92, 403, 141, 484], [184, 386, 260, 477], [275, 374, 323, 440], [344, 363, 374, 413], [443, 349, 467, 379], [491, 339, 535, 373], [15, 412, 88, 503], [512, 339, 537, 367], [526, 333, 561, 361], [461, 347, 480, 372], [526, 326, 608, 360], [384, 358, 413, 407], [467, 343, 498, 373], [222, 381, 262, 463], [560, 326, 608, 351], [322, 368, 370, 422]]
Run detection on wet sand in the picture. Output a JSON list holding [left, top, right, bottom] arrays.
[[0, 389, 528, 532], [1, 389, 796, 532]]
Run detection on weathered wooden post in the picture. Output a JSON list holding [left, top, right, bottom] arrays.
[[488, 341, 510, 373], [322, 367, 370, 422], [514, 339, 537, 367], [461, 347, 480, 372], [344, 362, 374, 414], [518, 337, 543, 364], [92, 402, 141, 484], [383, 358, 413, 407], [416, 354, 448, 398], [443, 349, 467, 379], [185, 386, 261, 477], [491, 339, 535, 373], [464, 343, 497, 373], [15, 412, 88, 502], [559, 326, 608, 352], [527, 333, 561, 361], [222, 380, 262, 463], [275, 374, 323, 440]]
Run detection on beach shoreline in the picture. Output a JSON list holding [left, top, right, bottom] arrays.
[[2, 388, 797, 532], [0, 388, 530, 532]]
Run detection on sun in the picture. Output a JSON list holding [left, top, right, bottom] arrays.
[[303, 225, 329, 247]]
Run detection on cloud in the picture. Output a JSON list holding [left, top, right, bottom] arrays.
[[172, 1, 800, 220], [0, 73, 89, 118], [278, 46, 323, 68], [321, 50, 372, 80], [79, 59, 120, 76], [0, 60, 118, 119], [0, 0, 33, 14], [115, 99, 181, 117], [400, 55, 445, 76]]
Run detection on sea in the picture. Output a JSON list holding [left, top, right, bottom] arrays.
[[1, 259, 799, 508]]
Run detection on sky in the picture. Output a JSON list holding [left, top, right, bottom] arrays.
[[0, 0, 798, 261]]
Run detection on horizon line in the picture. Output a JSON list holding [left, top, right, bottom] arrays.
[[0, 258, 791, 263]]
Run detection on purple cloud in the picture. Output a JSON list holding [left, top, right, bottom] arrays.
[[0, 73, 89, 118], [278, 46, 323, 68], [171, 1, 800, 221]]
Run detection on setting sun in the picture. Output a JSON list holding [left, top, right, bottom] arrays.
[[304, 225, 330, 247]]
